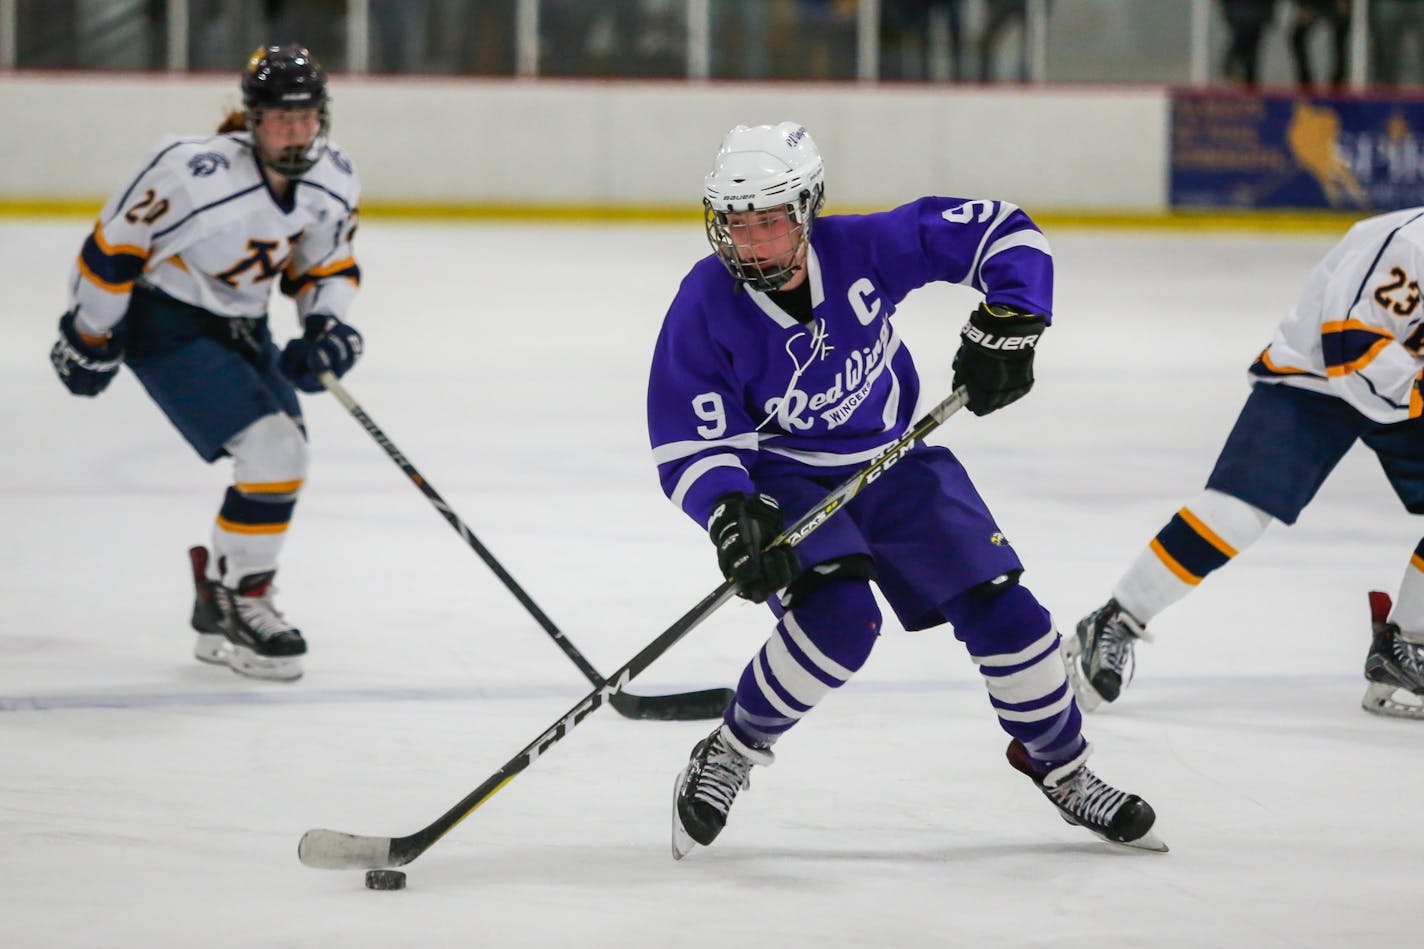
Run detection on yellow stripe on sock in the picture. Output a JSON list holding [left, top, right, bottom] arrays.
[[235, 479, 304, 494], [1150, 538, 1203, 585], [1178, 507, 1239, 558], [216, 516, 289, 535]]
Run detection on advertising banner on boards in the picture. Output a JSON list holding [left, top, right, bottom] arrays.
[[1171, 91, 1424, 210]]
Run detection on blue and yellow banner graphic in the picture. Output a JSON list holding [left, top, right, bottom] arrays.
[[1171, 90, 1424, 210]]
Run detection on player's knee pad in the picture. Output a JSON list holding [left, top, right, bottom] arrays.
[[216, 413, 307, 575], [778, 575, 883, 676], [1154, 488, 1271, 579], [730, 577, 881, 748], [942, 580, 1052, 660], [1115, 488, 1272, 619], [226, 412, 309, 497], [780, 553, 877, 609]]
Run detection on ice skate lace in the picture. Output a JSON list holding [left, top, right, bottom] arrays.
[[234, 587, 295, 638], [1092, 611, 1140, 679], [692, 737, 756, 816], [1047, 767, 1130, 829], [1392, 637, 1424, 684]]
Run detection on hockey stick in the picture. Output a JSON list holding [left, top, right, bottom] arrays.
[[316, 371, 733, 721], [298, 386, 970, 870]]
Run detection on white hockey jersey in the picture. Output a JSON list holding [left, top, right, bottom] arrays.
[[68, 131, 360, 338], [1251, 207, 1424, 424]]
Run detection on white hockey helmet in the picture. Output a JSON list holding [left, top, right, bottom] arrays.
[[703, 122, 826, 291]]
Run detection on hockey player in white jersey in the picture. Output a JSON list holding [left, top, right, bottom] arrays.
[[48, 45, 363, 681], [1069, 209, 1424, 719]]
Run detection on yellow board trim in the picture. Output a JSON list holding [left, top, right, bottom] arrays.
[[0, 199, 1366, 234]]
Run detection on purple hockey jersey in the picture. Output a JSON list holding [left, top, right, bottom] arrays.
[[648, 196, 1053, 527]]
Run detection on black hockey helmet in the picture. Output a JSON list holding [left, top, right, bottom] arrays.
[[243, 44, 327, 112], [241, 45, 330, 176]]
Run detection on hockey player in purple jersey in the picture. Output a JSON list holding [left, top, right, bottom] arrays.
[[649, 122, 1165, 858]]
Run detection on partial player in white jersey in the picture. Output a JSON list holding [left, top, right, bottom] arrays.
[[1068, 208, 1424, 719], [49, 45, 364, 681]]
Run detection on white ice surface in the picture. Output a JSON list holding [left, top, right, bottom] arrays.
[[2, 219, 1419, 948]]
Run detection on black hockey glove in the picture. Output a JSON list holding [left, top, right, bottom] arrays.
[[708, 492, 801, 604], [951, 302, 1046, 416], [280, 313, 364, 393], [50, 310, 123, 397]]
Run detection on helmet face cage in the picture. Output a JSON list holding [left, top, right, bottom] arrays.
[[702, 122, 826, 292], [241, 45, 330, 177], [703, 186, 823, 292]]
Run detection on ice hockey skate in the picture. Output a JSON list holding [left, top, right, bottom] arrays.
[[210, 562, 307, 682], [671, 723, 773, 860], [188, 546, 232, 666], [1362, 591, 1424, 719], [1007, 740, 1167, 852], [1065, 598, 1150, 710]]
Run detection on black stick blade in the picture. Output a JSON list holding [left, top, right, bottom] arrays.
[[609, 687, 733, 721], [298, 829, 398, 869]]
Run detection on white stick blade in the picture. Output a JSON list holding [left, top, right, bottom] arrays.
[[297, 829, 395, 869]]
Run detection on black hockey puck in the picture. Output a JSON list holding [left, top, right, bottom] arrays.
[[365, 869, 406, 891]]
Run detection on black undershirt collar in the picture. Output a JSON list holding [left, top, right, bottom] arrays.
[[766, 278, 813, 324]]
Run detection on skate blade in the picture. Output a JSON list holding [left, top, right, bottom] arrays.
[[1362, 681, 1424, 720], [1058, 810, 1168, 852], [1114, 828, 1169, 853], [1060, 638, 1103, 712], [671, 768, 698, 861], [228, 645, 304, 682], [193, 633, 232, 666]]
